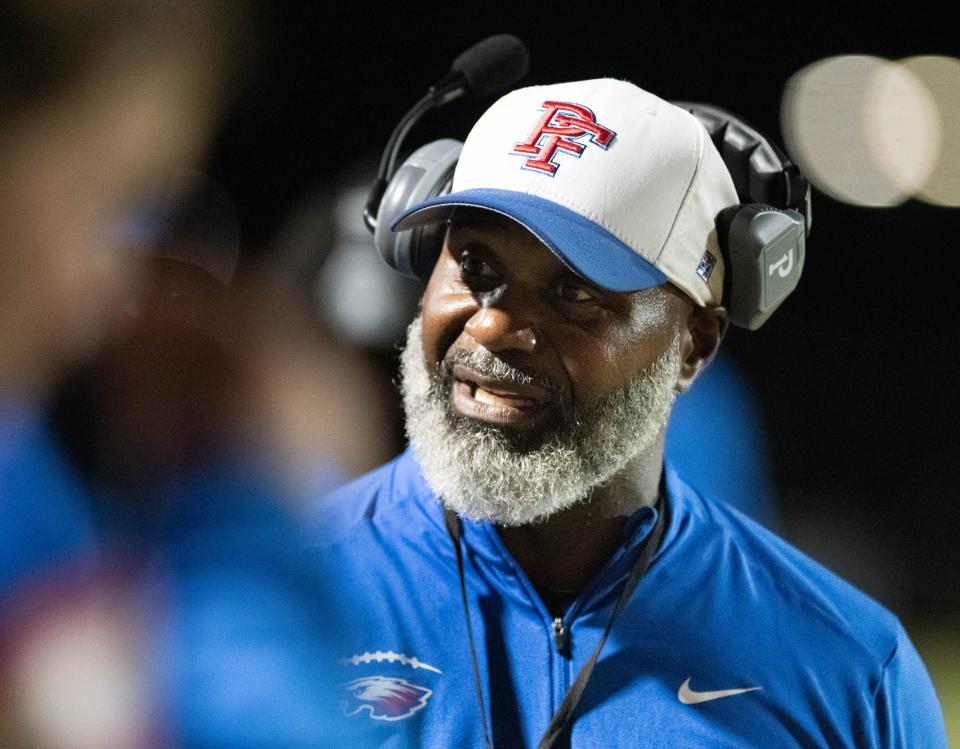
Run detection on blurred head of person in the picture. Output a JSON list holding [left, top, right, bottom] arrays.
[[0, 0, 242, 402]]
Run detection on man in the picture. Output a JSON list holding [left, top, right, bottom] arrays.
[[314, 78, 946, 747]]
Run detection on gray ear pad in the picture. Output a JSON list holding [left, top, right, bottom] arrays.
[[374, 139, 462, 279], [719, 204, 806, 330]]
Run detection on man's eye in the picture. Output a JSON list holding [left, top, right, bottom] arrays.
[[459, 252, 495, 278], [555, 282, 598, 303]]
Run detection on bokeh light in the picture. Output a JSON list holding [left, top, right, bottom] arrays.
[[901, 55, 960, 206], [863, 60, 941, 200], [781, 55, 942, 207]]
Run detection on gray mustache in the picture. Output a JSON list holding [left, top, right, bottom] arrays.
[[442, 348, 561, 395]]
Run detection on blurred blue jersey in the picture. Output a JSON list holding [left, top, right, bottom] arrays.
[[666, 350, 779, 529], [0, 398, 99, 597], [155, 463, 357, 749], [1, 397, 357, 748]]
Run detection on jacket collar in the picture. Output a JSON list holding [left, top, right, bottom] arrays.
[[403, 448, 679, 616]]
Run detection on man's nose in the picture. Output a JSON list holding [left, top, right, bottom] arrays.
[[464, 305, 538, 355]]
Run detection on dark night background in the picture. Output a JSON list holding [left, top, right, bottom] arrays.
[[202, 1, 959, 624]]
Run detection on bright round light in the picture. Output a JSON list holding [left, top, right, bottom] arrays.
[[901, 55, 960, 206], [863, 60, 941, 199], [781, 55, 941, 207]]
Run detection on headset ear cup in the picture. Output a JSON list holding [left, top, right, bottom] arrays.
[[372, 139, 462, 279], [724, 204, 806, 330]]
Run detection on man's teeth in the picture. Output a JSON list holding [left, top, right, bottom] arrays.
[[473, 386, 535, 408]]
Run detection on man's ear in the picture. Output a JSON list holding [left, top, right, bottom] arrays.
[[675, 305, 728, 394]]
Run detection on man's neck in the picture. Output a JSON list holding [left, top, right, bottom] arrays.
[[494, 438, 664, 616]]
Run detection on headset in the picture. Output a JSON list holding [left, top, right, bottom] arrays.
[[366, 101, 811, 331], [676, 102, 812, 330]]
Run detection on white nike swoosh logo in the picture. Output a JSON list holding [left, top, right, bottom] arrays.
[[677, 677, 762, 705]]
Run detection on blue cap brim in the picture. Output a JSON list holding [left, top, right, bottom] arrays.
[[391, 188, 668, 293]]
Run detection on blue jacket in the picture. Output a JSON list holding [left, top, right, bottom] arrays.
[[312, 448, 947, 748]]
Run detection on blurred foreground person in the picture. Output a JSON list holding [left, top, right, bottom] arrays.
[[0, 3, 361, 747], [0, 1, 233, 745], [76, 264, 369, 749], [0, 0, 228, 592], [313, 78, 947, 747]]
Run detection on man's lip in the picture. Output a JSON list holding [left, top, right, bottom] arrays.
[[450, 364, 554, 404], [448, 363, 555, 428]]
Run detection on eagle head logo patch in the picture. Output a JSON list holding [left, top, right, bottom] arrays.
[[341, 676, 432, 721]]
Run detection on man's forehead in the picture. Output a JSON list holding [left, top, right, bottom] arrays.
[[446, 208, 582, 274]]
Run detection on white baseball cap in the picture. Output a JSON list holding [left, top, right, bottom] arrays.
[[392, 78, 739, 307]]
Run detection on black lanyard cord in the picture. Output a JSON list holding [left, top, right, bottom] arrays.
[[443, 498, 668, 749], [445, 507, 496, 749]]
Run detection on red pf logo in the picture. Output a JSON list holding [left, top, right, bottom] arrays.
[[511, 101, 616, 176]]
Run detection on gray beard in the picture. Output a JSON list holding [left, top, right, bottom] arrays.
[[399, 314, 681, 526]]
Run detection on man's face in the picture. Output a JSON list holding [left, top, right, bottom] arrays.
[[401, 211, 703, 525]]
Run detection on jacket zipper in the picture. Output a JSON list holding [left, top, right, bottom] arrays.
[[552, 617, 567, 653]]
